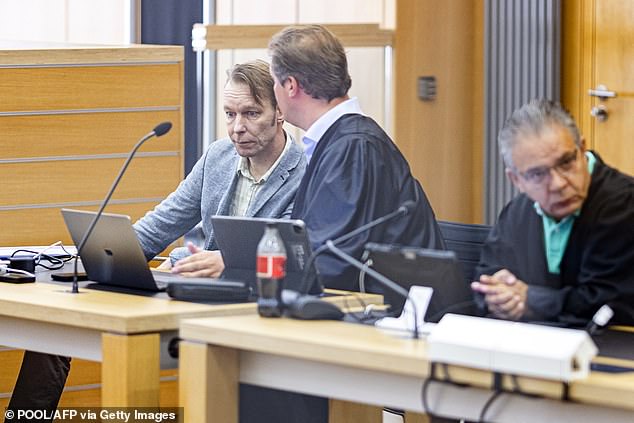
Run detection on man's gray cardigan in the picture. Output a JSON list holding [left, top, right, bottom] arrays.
[[133, 136, 306, 260]]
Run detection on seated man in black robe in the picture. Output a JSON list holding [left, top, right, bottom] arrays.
[[472, 99, 634, 326], [268, 24, 444, 291], [253, 24, 444, 423]]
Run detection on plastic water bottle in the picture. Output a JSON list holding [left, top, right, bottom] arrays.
[[256, 223, 286, 317]]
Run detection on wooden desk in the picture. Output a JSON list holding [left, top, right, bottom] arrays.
[[179, 315, 634, 423], [0, 281, 378, 407]]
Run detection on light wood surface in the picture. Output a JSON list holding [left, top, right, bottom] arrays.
[[592, 0, 634, 175], [179, 342, 238, 423], [0, 282, 232, 334], [329, 400, 382, 423], [0, 42, 183, 66], [180, 314, 634, 420], [0, 283, 378, 409], [0, 283, 381, 334], [0, 349, 23, 393], [0, 202, 174, 246], [0, 156, 180, 206], [193, 23, 393, 50], [1, 41, 185, 249], [1, 65, 180, 112], [2, 111, 181, 159], [102, 333, 160, 407], [561, 0, 634, 175], [181, 314, 427, 379], [394, 0, 484, 224], [561, 0, 595, 141]]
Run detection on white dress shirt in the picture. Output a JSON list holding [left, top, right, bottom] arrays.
[[302, 97, 365, 163]]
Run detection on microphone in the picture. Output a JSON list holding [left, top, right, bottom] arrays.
[[286, 201, 418, 322], [297, 200, 417, 295], [325, 241, 420, 338], [69, 122, 173, 293]]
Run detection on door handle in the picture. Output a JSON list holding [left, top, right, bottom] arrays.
[[588, 84, 617, 100]]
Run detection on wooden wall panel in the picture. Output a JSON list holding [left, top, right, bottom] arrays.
[[0, 64, 180, 112], [394, 0, 484, 224], [0, 349, 22, 393], [0, 202, 170, 246], [0, 156, 180, 206], [1, 44, 185, 248], [2, 111, 181, 159], [561, 0, 595, 145]]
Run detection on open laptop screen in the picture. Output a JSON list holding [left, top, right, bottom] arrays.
[[61, 208, 160, 291], [212, 216, 323, 295]]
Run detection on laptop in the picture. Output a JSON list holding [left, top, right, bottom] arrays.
[[362, 243, 476, 322], [211, 216, 323, 295], [61, 209, 247, 294]]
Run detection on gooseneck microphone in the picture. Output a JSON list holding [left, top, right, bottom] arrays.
[[286, 201, 418, 322], [325, 241, 420, 339], [70, 122, 173, 293], [297, 200, 417, 295]]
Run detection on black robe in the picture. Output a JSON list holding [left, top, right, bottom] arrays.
[[242, 114, 443, 423], [476, 154, 634, 326], [292, 113, 445, 291]]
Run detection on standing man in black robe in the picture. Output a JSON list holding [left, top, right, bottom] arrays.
[[268, 24, 444, 291], [472, 99, 634, 326]]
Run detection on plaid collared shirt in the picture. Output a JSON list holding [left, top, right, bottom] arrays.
[[230, 135, 291, 216]]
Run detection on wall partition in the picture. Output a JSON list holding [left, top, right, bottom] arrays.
[[194, 0, 396, 150]]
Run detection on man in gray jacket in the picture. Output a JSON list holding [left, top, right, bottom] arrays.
[[134, 59, 305, 277]]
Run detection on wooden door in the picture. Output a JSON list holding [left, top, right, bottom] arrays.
[[591, 1, 634, 175]]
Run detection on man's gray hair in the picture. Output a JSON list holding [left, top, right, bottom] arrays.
[[498, 99, 582, 168]]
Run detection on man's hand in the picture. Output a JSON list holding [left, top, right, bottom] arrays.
[[155, 259, 172, 271], [171, 242, 225, 278], [471, 269, 528, 320]]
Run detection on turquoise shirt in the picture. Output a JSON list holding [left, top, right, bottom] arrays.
[[534, 151, 596, 274]]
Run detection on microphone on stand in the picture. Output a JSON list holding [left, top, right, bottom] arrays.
[[325, 241, 420, 339], [286, 201, 418, 324], [296, 200, 417, 295], [69, 122, 172, 293]]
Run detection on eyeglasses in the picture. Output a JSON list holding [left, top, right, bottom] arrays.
[[515, 148, 580, 185]]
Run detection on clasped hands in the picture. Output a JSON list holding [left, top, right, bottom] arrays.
[[471, 269, 528, 320]]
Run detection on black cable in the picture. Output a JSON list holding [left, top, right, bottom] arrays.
[[420, 363, 438, 417], [9, 249, 73, 270], [561, 382, 570, 401], [509, 374, 546, 399], [477, 389, 503, 423]]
